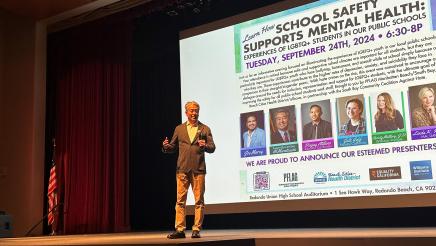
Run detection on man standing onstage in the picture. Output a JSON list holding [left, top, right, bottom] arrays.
[[303, 104, 332, 140], [162, 101, 216, 239]]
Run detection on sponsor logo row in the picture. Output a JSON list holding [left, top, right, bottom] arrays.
[[253, 160, 433, 191]]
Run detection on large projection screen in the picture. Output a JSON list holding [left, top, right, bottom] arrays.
[[179, 0, 436, 214]]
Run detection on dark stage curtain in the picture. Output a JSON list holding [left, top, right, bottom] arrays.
[[129, 13, 182, 231], [46, 17, 132, 234]]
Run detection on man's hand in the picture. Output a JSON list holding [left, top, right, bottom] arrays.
[[163, 137, 170, 150], [198, 139, 206, 148]]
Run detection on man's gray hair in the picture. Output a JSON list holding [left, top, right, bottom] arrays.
[[185, 101, 200, 111], [274, 108, 289, 118]]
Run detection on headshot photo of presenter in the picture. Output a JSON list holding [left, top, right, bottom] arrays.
[[242, 113, 266, 148], [411, 86, 436, 128], [302, 103, 332, 140], [270, 107, 296, 144], [339, 97, 366, 136], [162, 101, 216, 239], [374, 92, 404, 132]]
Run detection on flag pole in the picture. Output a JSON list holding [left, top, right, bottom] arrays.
[[52, 138, 56, 166]]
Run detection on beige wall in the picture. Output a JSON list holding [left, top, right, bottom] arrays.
[[0, 9, 46, 236]]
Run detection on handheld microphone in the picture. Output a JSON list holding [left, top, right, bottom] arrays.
[[199, 132, 206, 151], [200, 132, 206, 141]]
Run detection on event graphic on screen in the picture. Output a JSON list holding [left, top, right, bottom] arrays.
[[179, 0, 436, 213]]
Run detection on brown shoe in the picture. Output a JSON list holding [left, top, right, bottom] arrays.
[[167, 230, 185, 239], [191, 230, 201, 238]]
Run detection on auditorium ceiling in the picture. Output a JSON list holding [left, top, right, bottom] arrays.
[[0, 0, 100, 20]]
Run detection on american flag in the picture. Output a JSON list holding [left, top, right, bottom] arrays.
[[47, 163, 57, 225]]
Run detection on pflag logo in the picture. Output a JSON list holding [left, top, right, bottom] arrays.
[[410, 160, 433, 180], [279, 172, 304, 188]]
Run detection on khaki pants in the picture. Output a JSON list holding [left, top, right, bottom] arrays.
[[175, 172, 205, 232]]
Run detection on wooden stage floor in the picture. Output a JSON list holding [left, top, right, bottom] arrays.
[[1, 228, 436, 246]]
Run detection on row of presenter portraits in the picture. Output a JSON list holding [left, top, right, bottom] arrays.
[[240, 83, 436, 153]]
